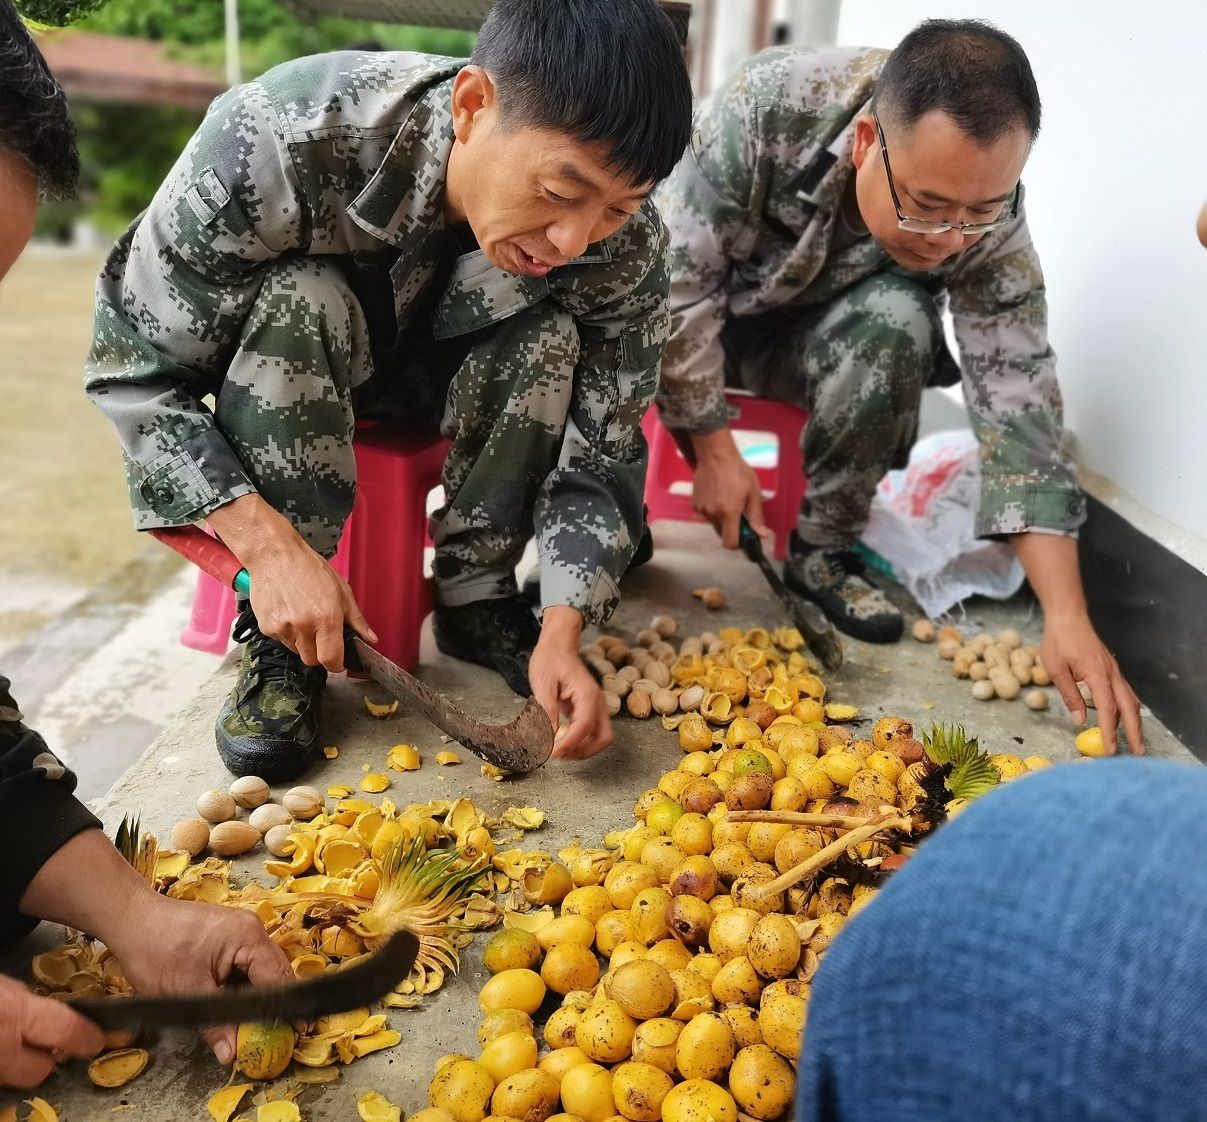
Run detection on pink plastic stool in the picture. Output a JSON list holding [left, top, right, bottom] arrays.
[[642, 389, 809, 560], [180, 423, 450, 672]]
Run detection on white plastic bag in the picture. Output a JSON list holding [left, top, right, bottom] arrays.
[[859, 430, 1025, 619]]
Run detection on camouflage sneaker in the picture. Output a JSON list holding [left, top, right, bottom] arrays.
[[783, 535, 903, 644], [215, 605, 327, 782], [433, 594, 541, 697]]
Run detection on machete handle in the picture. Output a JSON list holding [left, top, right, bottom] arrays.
[[149, 525, 251, 597], [666, 423, 770, 558], [737, 515, 765, 564]]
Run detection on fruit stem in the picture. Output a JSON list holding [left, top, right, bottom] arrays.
[[726, 809, 881, 830], [754, 813, 909, 898]]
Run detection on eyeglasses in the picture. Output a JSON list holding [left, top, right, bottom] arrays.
[[873, 114, 1020, 236]]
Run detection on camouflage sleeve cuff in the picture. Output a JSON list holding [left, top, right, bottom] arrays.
[[654, 391, 731, 435], [976, 479, 1086, 539], [539, 576, 620, 629], [131, 429, 258, 529]]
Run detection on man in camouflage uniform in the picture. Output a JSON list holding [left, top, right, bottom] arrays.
[[85, 0, 692, 778], [657, 19, 1142, 751]]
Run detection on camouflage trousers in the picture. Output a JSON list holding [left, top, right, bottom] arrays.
[[723, 272, 955, 548], [212, 255, 578, 607]]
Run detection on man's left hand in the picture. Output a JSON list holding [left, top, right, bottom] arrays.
[[1041, 610, 1144, 755], [530, 606, 613, 760], [104, 893, 293, 1066]]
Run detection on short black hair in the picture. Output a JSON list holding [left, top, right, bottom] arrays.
[[471, 0, 692, 187], [874, 19, 1041, 144], [0, 0, 79, 199]]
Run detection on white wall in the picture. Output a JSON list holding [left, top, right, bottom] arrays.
[[836, 2, 1207, 559]]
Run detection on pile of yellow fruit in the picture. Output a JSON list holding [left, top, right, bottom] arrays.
[[409, 626, 1059, 1122]]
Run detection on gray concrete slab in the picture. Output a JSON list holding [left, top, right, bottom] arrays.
[[7, 520, 1192, 1120]]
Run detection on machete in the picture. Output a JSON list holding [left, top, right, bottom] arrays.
[[149, 526, 554, 772], [738, 515, 844, 670], [73, 929, 418, 1031]]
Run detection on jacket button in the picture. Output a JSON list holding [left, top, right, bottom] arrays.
[[156, 486, 175, 505], [1068, 497, 1082, 515]]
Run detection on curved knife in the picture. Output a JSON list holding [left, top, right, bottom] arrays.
[[73, 929, 419, 1031], [148, 526, 554, 773]]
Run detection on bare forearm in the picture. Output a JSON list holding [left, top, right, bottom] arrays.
[[1010, 533, 1087, 623], [18, 829, 150, 946], [205, 492, 310, 570], [539, 605, 584, 653], [688, 427, 740, 465]]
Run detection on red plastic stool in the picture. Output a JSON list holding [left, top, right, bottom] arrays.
[[642, 389, 809, 560], [180, 423, 450, 671]]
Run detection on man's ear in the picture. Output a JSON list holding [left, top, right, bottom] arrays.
[[851, 113, 877, 172], [451, 65, 498, 144]]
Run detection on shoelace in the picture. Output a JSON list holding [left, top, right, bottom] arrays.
[[232, 606, 302, 685]]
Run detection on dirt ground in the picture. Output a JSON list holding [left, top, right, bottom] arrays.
[[0, 247, 148, 645]]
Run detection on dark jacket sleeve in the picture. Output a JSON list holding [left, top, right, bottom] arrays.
[[0, 676, 101, 922]]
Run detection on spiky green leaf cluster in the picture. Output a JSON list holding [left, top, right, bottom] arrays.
[[113, 813, 141, 864], [354, 837, 489, 975], [113, 812, 159, 883], [922, 722, 1001, 802]]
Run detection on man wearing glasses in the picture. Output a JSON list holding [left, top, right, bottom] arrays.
[[657, 18, 1143, 753]]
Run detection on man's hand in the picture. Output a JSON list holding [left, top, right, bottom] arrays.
[[207, 493, 376, 672], [1011, 532, 1144, 755], [0, 975, 105, 1089], [104, 894, 293, 1067], [688, 429, 770, 550], [19, 829, 293, 1069], [529, 606, 613, 761], [1041, 610, 1143, 755]]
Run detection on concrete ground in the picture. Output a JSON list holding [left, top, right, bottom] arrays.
[[0, 247, 231, 800], [5, 519, 1193, 1121]]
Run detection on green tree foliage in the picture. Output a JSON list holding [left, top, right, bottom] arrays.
[[36, 0, 475, 235]]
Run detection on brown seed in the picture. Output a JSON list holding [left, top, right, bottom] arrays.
[[248, 803, 291, 835], [170, 818, 210, 857], [626, 691, 653, 719], [264, 823, 294, 857], [196, 789, 236, 824], [911, 619, 935, 642], [208, 820, 261, 857], [229, 775, 271, 810], [972, 680, 996, 701]]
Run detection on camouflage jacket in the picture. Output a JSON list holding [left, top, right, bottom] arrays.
[[657, 45, 1084, 538], [85, 52, 670, 619]]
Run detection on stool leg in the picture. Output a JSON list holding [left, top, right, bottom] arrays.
[[181, 570, 238, 655]]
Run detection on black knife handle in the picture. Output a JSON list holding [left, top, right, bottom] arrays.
[[738, 515, 764, 564]]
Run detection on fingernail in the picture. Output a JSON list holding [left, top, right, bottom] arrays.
[[214, 1041, 233, 1066]]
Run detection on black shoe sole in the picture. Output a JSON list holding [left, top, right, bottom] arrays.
[[215, 733, 319, 783], [783, 566, 904, 644]]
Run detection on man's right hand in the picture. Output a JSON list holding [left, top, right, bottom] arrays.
[[688, 428, 770, 550], [0, 974, 105, 1089], [206, 494, 377, 672]]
